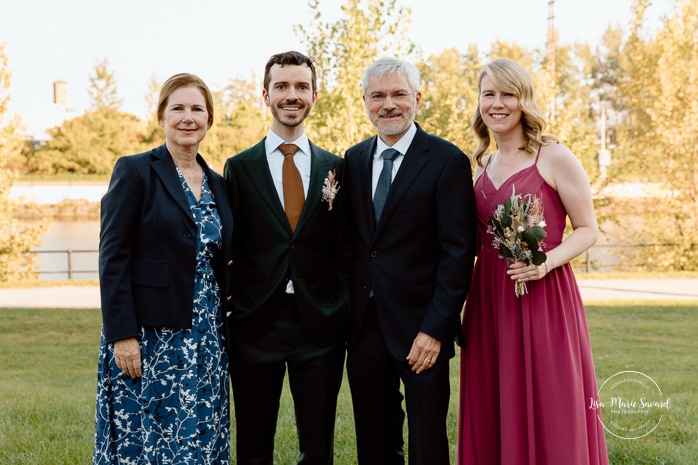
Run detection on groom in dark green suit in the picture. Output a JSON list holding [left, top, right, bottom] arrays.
[[223, 51, 351, 465]]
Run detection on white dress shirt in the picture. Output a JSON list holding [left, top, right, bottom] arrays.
[[265, 129, 312, 206], [371, 122, 417, 198], [265, 129, 312, 294]]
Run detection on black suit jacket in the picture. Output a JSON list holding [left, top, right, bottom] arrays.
[[344, 123, 476, 360], [99, 144, 234, 345], [223, 138, 351, 346]]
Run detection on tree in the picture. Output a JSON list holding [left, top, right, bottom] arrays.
[[545, 43, 600, 179], [625, 0, 698, 269], [142, 73, 165, 147], [199, 75, 267, 170], [87, 58, 123, 110], [488, 41, 536, 70], [26, 108, 146, 174], [417, 46, 481, 156], [610, 0, 660, 182], [296, 0, 415, 155], [596, 0, 698, 270], [0, 43, 47, 281], [589, 28, 625, 130], [26, 60, 147, 174]]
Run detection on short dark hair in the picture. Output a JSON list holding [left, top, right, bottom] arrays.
[[157, 73, 214, 127], [263, 51, 317, 93]]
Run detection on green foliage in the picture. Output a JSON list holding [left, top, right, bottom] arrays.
[[609, 0, 698, 270], [200, 76, 267, 169], [26, 108, 146, 174], [0, 43, 47, 282], [417, 47, 481, 156], [141, 73, 165, 148], [23, 58, 147, 175], [588, 26, 626, 170], [489, 40, 537, 70], [546, 42, 600, 180]]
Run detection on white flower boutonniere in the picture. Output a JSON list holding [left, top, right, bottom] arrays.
[[321, 169, 340, 211]]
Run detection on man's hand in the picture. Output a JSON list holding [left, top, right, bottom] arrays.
[[406, 331, 441, 374]]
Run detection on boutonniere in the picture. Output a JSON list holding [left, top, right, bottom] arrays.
[[321, 169, 340, 211]]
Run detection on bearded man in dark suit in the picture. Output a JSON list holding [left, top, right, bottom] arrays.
[[223, 51, 350, 465], [344, 57, 477, 465]]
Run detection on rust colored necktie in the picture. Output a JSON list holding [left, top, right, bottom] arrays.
[[280, 143, 304, 232]]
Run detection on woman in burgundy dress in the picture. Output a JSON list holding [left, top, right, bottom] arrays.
[[458, 58, 609, 465]]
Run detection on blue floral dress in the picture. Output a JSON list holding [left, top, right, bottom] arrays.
[[93, 172, 230, 465]]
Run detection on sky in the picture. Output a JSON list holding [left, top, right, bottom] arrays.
[[1, 0, 673, 139]]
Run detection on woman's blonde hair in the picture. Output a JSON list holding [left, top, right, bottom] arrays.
[[472, 58, 558, 166]]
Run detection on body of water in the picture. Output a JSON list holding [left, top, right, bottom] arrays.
[[31, 220, 100, 280], [13, 182, 103, 280]]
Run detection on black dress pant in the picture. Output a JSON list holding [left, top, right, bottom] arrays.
[[229, 294, 346, 465], [347, 298, 451, 465]]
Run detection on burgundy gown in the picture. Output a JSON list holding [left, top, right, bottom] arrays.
[[457, 154, 609, 465]]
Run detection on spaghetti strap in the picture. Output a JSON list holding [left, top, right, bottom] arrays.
[[534, 145, 541, 164], [484, 153, 494, 169]]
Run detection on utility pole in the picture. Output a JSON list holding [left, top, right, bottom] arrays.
[[598, 103, 612, 178], [547, 0, 556, 121]]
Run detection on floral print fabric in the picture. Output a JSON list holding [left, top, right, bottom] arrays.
[[93, 172, 230, 465]]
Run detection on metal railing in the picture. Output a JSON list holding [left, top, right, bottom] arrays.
[[29, 249, 99, 280], [25, 243, 695, 279]]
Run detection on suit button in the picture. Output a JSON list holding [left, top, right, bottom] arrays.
[[362, 286, 368, 292], [370, 250, 377, 258], [226, 295, 232, 301], [291, 244, 296, 249], [227, 260, 233, 266]]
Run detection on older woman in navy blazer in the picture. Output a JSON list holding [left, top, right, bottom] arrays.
[[93, 73, 234, 465]]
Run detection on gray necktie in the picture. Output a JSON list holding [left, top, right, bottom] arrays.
[[373, 148, 400, 223]]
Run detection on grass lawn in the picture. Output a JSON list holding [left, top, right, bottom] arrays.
[[0, 302, 695, 464]]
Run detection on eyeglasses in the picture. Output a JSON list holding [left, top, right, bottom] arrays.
[[367, 91, 414, 104]]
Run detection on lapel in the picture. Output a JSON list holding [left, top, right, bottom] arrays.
[[294, 141, 333, 237], [203, 159, 233, 254], [150, 144, 195, 224], [374, 124, 430, 239], [238, 139, 290, 229], [359, 136, 379, 235]]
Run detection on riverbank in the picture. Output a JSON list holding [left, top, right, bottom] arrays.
[[11, 181, 103, 219]]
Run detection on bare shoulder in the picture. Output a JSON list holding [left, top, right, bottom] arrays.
[[537, 142, 586, 188], [539, 141, 576, 163]]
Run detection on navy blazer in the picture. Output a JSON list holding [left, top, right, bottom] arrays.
[[344, 123, 476, 359], [99, 144, 234, 345]]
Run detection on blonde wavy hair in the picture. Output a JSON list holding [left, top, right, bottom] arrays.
[[472, 58, 558, 167]]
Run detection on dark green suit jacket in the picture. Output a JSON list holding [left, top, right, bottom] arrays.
[[223, 138, 351, 346]]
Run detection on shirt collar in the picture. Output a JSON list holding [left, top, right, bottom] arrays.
[[266, 129, 311, 157], [374, 122, 417, 160]]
